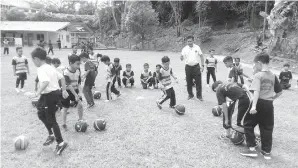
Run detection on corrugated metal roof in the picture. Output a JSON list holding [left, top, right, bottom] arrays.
[[0, 21, 70, 32], [0, 0, 31, 9]]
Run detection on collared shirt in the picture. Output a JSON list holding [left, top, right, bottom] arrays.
[[181, 44, 203, 66], [37, 64, 63, 94]]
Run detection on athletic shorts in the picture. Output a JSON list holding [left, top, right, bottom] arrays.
[[17, 72, 27, 80], [61, 89, 82, 108]]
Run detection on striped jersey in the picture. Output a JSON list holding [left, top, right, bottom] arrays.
[[63, 68, 81, 89], [106, 63, 116, 82], [205, 56, 217, 68], [159, 66, 173, 90], [123, 70, 134, 78], [12, 55, 28, 74], [140, 70, 152, 80]]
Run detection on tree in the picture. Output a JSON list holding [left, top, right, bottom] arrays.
[[195, 1, 210, 28], [125, 1, 159, 49], [169, 1, 183, 37], [5, 8, 27, 21]]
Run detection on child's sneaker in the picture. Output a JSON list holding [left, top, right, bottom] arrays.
[[261, 151, 272, 160], [43, 135, 55, 146], [156, 101, 162, 109], [169, 105, 176, 109], [56, 142, 68, 155], [206, 84, 210, 87], [240, 147, 258, 158], [87, 103, 95, 108], [219, 134, 231, 140], [15, 88, 20, 93], [20, 88, 25, 92]]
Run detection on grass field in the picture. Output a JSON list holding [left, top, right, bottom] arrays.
[[1, 47, 298, 168]]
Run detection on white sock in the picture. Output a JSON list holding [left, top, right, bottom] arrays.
[[58, 141, 64, 146], [49, 134, 54, 137], [249, 147, 256, 151]]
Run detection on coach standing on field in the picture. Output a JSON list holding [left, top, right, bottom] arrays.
[[181, 36, 204, 101]]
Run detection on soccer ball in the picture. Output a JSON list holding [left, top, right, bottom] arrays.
[[175, 104, 185, 115], [93, 119, 106, 131], [93, 91, 101, 99], [14, 135, 29, 150], [212, 106, 222, 116], [230, 130, 245, 145], [74, 121, 88, 132]]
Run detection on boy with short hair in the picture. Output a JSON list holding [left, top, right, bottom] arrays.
[[12, 47, 30, 93], [212, 81, 252, 139], [156, 56, 178, 109], [223, 56, 238, 83], [101, 55, 120, 100], [122, 63, 135, 87], [205, 49, 217, 87], [140, 63, 154, 89], [240, 52, 283, 160], [80, 52, 96, 108], [68, 46, 78, 57], [30, 47, 68, 155], [61, 54, 84, 130], [114, 58, 122, 88], [52, 58, 66, 75], [234, 58, 251, 84], [3, 38, 9, 55], [279, 63, 292, 90], [153, 64, 162, 89]]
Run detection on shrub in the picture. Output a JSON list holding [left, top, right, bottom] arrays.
[[194, 26, 212, 43]]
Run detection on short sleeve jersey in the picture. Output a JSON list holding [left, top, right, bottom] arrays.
[[250, 71, 282, 100], [3, 41, 9, 48], [140, 71, 152, 80], [205, 56, 217, 68], [216, 83, 246, 105], [123, 70, 134, 78], [12, 55, 28, 74], [114, 64, 122, 76], [63, 68, 81, 90], [106, 63, 116, 82], [84, 61, 96, 85], [228, 66, 238, 82], [159, 66, 173, 90], [37, 64, 63, 94], [279, 71, 292, 84]]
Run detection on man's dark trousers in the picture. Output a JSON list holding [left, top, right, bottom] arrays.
[[185, 64, 202, 98]]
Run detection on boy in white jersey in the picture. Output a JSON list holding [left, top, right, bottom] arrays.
[[205, 49, 217, 87], [156, 56, 178, 109], [122, 63, 135, 87], [12, 47, 30, 93], [140, 63, 154, 89], [61, 55, 84, 130], [30, 47, 68, 155]]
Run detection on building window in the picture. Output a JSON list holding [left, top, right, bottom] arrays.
[[66, 35, 70, 42], [37, 34, 44, 41], [71, 33, 75, 36]]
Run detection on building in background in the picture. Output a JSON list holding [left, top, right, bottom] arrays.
[[0, 0, 39, 13], [0, 21, 94, 48]]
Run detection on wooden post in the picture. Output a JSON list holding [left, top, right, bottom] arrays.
[[262, 0, 268, 41]]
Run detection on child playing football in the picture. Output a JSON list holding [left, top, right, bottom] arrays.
[[212, 81, 252, 139], [152, 64, 162, 89], [279, 63, 292, 90], [122, 63, 135, 87], [12, 47, 30, 93], [140, 63, 154, 89], [100, 55, 120, 100], [223, 56, 238, 83], [61, 54, 84, 130], [80, 52, 97, 108], [156, 56, 178, 109], [35, 57, 52, 91], [240, 52, 283, 160], [30, 47, 68, 155], [234, 58, 250, 84]]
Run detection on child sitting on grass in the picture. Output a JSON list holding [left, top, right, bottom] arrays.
[[140, 63, 154, 89], [279, 63, 292, 90], [122, 63, 135, 87]]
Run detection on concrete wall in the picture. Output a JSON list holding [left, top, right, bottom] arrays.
[[58, 30, 71, 48]]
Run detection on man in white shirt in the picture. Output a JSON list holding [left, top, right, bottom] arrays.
[[181, 36, 205, 101], [30, 47, 69, 155]]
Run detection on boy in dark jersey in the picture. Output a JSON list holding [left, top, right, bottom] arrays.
[[279, 63, 292, 89], [140, 63, 154, 89], [223, 56, 238, 83], [114, 58, 122, 88], [240, 52, 283, 160], [122, 63, 134, 87], [212, 81, 252, 139]]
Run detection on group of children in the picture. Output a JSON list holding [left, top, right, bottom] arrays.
[[211, 53, 285, 160], [10, 44, 296, 157]]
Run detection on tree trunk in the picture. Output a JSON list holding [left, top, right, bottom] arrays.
[[169, 1, 182, 37], [111, 0, 119, 30], [262, 0, 268, 40], [250, 2, 256, 30]]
